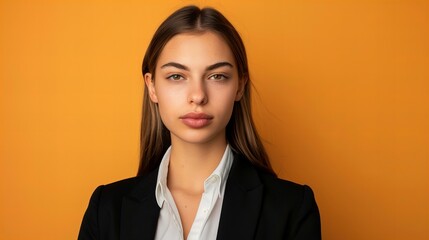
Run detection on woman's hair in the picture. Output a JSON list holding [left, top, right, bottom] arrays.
[[138, 5, 275, 176]]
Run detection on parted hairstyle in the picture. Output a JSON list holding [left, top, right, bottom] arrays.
[[138, 5, 275, 176]]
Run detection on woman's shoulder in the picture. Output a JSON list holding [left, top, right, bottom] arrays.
[[79, 172, 159, 239], [255, 165, 320, 232], [84, 177, 141, 210], [88, 169, 159, 204], [97, 176, 143, 196], [231, 154, 316, 208], [257, 170, 321, 239], [231, 155, 318, 209], [258, 171, 316, 205], [234, 155, 315, 197]]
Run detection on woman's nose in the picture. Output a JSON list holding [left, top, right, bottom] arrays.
[[188, 81, 208, 105]]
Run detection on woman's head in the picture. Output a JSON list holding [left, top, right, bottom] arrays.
[[142, 6, 248, 82], [138, 5, 275, 176]]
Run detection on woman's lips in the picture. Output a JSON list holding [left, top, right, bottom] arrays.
[[179, 112, 213, 128]]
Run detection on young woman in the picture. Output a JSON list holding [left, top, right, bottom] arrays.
[[79, 5, 321, 240]]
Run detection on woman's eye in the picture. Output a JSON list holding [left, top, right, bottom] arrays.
[[209, 74, 228, 80], [167, 74, 184, 81]]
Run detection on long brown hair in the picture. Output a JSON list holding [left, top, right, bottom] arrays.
[[138, 5, 275, 176]]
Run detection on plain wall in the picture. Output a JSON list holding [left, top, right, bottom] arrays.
[[0, 0, 428, 239]]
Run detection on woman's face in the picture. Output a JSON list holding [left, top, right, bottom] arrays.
[[145, 31, 244, 146]]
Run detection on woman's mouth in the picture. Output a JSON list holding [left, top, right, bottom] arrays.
[[179, 112, 213, 128]]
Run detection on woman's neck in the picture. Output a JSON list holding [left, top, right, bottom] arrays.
[[167, 138, 227, 194]]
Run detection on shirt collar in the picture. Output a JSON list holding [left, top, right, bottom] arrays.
[[155, 146, 171, 207], [155, 145, 234, 207], [207, 144, 233, 198]]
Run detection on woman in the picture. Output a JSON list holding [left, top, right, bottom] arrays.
[[79, 5, 321, 240]]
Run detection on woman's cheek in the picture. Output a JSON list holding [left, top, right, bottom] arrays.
[[156, 84, 182, 104]]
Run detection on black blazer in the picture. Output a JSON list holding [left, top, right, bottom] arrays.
[[78, 155, 321, 240]]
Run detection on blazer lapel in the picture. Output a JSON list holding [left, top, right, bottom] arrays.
[[217, 156, 264, 240], [120, 169, 160, 240]]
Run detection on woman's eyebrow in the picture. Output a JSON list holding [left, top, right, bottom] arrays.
[[206, 62, 234, 71], [160, 61, 234, 71], [160, 62, 189, 71]]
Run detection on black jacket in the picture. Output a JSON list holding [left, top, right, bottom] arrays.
[[78, 155, 321, 240]]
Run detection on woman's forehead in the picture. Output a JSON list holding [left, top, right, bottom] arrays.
[[156, 32, 235, 69]]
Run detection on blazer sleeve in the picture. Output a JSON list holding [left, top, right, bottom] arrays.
[[290, 185, 321, 240], [78, 186, 104, 240]]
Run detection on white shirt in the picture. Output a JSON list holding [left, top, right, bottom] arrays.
[[154, 145, 234, 240]]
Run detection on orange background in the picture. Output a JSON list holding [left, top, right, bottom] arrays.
[[1, 0, 428, 239]]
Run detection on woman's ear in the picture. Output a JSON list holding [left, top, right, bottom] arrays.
[[235, 77, 248, 101], [144, 73, 158, 103]]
